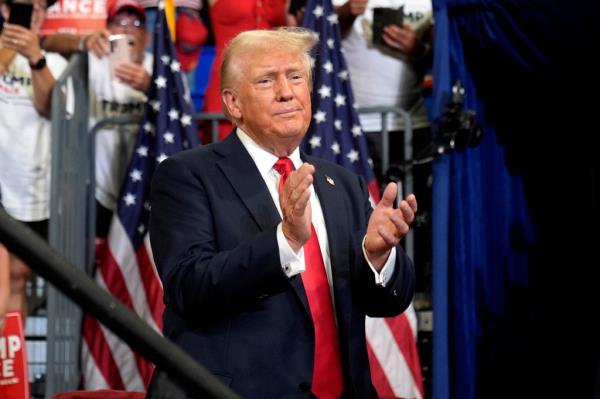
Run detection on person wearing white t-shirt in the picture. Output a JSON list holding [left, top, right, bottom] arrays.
[[334, 0, 433, 176], [86, 1, 153, 237], [0, 0, 68, 322], [43, 0, 153, 236]]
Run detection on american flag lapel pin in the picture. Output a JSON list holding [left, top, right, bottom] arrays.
[[326, 175, 335, 186]]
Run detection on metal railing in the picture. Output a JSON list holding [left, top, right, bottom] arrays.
[[47, 52, 90, 398]]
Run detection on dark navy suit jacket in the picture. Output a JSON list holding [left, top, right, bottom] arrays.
[[149, 132, 415, 398]]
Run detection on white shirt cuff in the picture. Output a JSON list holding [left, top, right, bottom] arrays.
[[277, 223, 305, 277], [362, 236, 396, 287]]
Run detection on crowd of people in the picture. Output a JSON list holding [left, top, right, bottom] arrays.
[[0, 0, 433, 396]]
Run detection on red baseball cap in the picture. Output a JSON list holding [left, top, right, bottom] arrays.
[[175, 11, 207, 72], [107, 0, 146, 23]]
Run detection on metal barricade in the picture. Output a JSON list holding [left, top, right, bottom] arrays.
[[47, 53, 90, 398]]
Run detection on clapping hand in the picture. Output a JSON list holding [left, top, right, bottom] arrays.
[[364, 182, 417, 270], [279, 163, 315, 253]]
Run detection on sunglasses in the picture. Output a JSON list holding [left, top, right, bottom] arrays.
[[111, 18, 143, 29]]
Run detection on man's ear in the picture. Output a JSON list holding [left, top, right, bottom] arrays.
[[222, 89, 242, 120]]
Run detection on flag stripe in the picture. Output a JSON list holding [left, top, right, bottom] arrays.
[[96, 274, 148, 391], [136, 245, 165, 328], [366, 340, 397, 398], [366, 316, 423, 399], [144, 234, 162, 291], [93, 236, 157, 388], [368, 180, 381, 204], [386, 315, 424, 396], [81, 340, 110, 389], [405, 303, 418, 336], [98, 322, 145, 391], [99, 247, 135, 310], [82, 315, 125, 390], [108, 219, 160, 331]]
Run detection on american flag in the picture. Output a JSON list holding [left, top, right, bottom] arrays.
[[301, 1, 424, 398], [81, 1, 199, 390]]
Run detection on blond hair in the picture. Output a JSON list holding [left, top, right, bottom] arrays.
[[220, 28, 318, 122]]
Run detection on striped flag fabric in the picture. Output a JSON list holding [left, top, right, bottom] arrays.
[[81, 1, 199, 390], [301, 1, 424, 397]]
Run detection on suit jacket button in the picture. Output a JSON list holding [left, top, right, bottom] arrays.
[[298, 382, 311, 392]]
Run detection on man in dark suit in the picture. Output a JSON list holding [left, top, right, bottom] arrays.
[[149, 28, 417, 398]]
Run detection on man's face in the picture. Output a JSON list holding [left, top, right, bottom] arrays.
[[226, 47, 312, 153], [108, 10, 146, 62]]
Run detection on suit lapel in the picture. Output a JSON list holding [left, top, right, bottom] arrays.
[[216, 134, 312, 319], [215, 134, 280, 232], [309, 157, 345, 276]]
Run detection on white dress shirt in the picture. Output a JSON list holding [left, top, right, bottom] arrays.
[[236, 129, 396, 289]]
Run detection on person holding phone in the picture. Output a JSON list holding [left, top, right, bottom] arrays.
[[333, 0, 434, 177], [42, 0, 152, 239], [0, 0, 68, 324]]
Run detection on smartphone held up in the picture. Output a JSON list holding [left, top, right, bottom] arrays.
[[372, 6, 405, 47], [108, 34, 133, 79], [7, 2, 33, 29]]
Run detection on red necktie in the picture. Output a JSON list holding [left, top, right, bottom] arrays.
[[274, 157, 344, 398]]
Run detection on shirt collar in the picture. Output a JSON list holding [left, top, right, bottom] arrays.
[[236, 128, 303, 174]]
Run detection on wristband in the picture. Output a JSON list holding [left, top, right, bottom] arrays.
[[29, 55, 47, 70]]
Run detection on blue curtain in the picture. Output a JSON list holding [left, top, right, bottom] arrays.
[[431, 0, 600, 398]]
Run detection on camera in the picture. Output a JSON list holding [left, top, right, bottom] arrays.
[[436, 81, 482, 152]]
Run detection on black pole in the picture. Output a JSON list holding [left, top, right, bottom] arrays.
[[0, 207, 239, 399]]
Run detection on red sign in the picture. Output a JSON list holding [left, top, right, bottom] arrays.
[[40, 0, 108, 36], [0, 312, 29, 399]]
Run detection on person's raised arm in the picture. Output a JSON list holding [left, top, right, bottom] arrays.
[[42, 30, 111, 59], [1, 23, 55, 117]]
